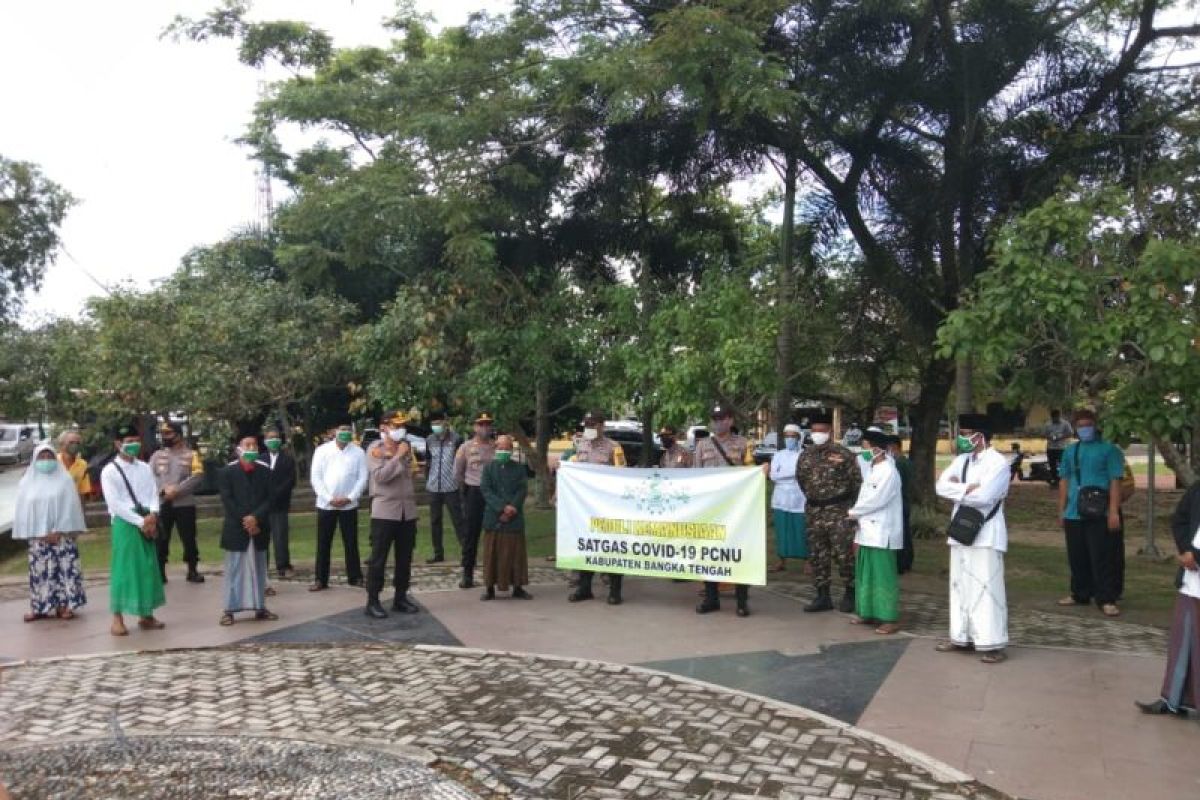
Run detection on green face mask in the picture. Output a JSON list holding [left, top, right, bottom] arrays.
[[265, 438, 282, 452], [35, 459, 57, 474], [240, 449, 259, 463], [495, 450, 512, 463], [121, 441, 142, 458], [336, 431, 352, 444], [860, 450, 873, 462], [955, 435, 975, 454], [65, 442, 81, 455]]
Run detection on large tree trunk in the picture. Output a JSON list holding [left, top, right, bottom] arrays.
[[1155, 435, 1197, 488], [774, 153, 798, 441], [523, 384, 553, 508], [955, 357, 974, 414], [908, 356, 956, 506]]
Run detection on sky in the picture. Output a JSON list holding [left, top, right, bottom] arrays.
[[1, 0, 504, 323]]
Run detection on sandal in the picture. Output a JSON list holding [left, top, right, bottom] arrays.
[[935, 641, 972, 653], [57, 608, 75, 620], [23, 612, 46, 623], [1101, 603, 1121, 617], [875, 623, 901, 635], [980, 650, 1008, 664], [848, 616, 871, 625], [768, 562, 787, 573], [254, 610, 279, 621], [265, 586, 277, 597], [138, 617, 165, 630], [219, 613, 235, 627], [110, 622, 129, 637]]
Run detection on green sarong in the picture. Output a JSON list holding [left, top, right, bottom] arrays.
[[855, 545, 899, 623], [109, 517, 165, 617], [773, 510, 808, 558]]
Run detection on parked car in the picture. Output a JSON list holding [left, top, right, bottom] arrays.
[[0, 424, 38, 465], [603, 425, 662, 467]]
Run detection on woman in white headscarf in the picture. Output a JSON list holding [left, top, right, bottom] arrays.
[[13, 443, 88, 622]]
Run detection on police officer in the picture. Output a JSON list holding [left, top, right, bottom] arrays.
[[658, 425, 692, 468], [150, 421, 206, 584], [568, 409, 627, 605], [693, 403, 756, 617], [796, 409, 862, 612], [454, 412, 497, 589]]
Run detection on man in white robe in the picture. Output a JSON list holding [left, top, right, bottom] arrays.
[[935, 413, 1010, 664]]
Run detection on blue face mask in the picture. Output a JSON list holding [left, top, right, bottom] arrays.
[[784, 438, 799, 451], [1077, 425, 1096, 442]]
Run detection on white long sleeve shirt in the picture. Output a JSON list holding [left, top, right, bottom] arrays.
[[1183, 526, 1200, 600], [849, 457, 904, 550], [936, 447, 1010, 552], [101, 457, 160, 528], [310, 440, 368, 510], [769, 448, 806, 513]]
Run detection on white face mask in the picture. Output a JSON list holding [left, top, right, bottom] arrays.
[[583, 427, 599, 441], [810, 432, 830, 446], [388, 428, 406, 442]]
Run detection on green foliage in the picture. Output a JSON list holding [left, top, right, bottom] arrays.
[[0, 156, 75, 321]]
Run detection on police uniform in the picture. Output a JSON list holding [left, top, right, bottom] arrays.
[[454, 412, 498, 589], [568, 412, 627, 604], [149, 422, 206, 583], [796, 410, 863, 612], [693, 404, 756, 617], [657, 426, 692, 469]]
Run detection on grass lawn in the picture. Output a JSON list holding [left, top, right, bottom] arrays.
[[3, 481, 1184, 627]]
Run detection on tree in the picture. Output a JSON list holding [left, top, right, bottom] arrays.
[[940, 185, 1200, 486], [0, 156, 75, 320]]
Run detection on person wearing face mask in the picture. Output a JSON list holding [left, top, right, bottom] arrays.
[[847, 430, 904, 634], [13, 443, 88, 623], [56, 429, 92, 501], [935, 413, 1010, 664], [309, 418, 369, 591], [149, 421, 206, 585], [424, 412, 463, 565], [216, 434, 277, 627], [101, 423, 165, 637], [480, 435, 532, 601], [1043, 409, 1074, 488], [796, 410, 863, 613], [768, 423, 807, 573], [657, 425, 692, 469], [259, 425, 297, 579], [568, 409, 628, 605], [1057, 408, 1126, 617], [364, 411, 422, 618], [454, 412, 498, 590], [693, 403, 757, 617]]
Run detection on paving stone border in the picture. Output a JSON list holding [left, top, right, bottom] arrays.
[[0, 643, 1015, 799]]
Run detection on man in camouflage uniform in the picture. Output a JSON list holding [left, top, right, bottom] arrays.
[[796, 410, 862, 612], [657, 425, 692, 469], [693, 403, 756, 618], [150, 420, 206, 584], [568, 409, 627, 605]]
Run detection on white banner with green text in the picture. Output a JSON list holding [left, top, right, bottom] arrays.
[[555, 462, 766, 585]]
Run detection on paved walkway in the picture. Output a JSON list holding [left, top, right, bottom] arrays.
[[0, 565, 1197, 799]]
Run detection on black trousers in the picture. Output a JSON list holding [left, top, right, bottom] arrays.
[[1064, 517, 1120, 605], [896, 507, 914, 574], [428, 490, 463, 559], [367, 517, 416, 599], [461, 486, 485, 574], [315, 508, 362, 586], [577, 571, 623, 597], [156, 503, 199, 571], [703, 582, 748, 606], [268, 509, 291, 572], [1048, 448, 1064, 484]]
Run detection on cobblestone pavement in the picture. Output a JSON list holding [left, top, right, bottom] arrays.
[[0, 733, 480, 799], [0, 644, 1014, 800]]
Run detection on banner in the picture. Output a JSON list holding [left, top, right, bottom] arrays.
[[556, 462, 766, 586]]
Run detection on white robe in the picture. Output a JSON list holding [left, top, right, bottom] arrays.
[[849, 458, 903, 550], [769, 448, 806, 513], [936, 447, 1011, 650]]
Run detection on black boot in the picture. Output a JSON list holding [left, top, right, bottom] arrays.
[[365, 597, 388, 619], [512, 587, 533, 600], [696, 582, 720, 614], [480, 586, 496, 601], [804, 588, 833, 612], [607, 575, 623, 605], [736, 586, 750, 617], [839, 587, 856, 613], [393, 594, 420, 613], [186, 566, 205, 584], [570, 571, 595, 602], [459, 568, 475, 589], [1135, 699, 1186, 716]]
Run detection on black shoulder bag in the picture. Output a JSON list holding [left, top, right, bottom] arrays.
[[946, 457, 1003, 545], [1073, 445, 1110, 521]]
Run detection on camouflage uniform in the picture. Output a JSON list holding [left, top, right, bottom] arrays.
[[692, 432, 756, 615], [569, 435, 626, 603], [796, 441, 863, 598]]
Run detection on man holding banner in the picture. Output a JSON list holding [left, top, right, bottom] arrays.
[[693, 403, 756, 617], [567, 410, 628, 605]]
